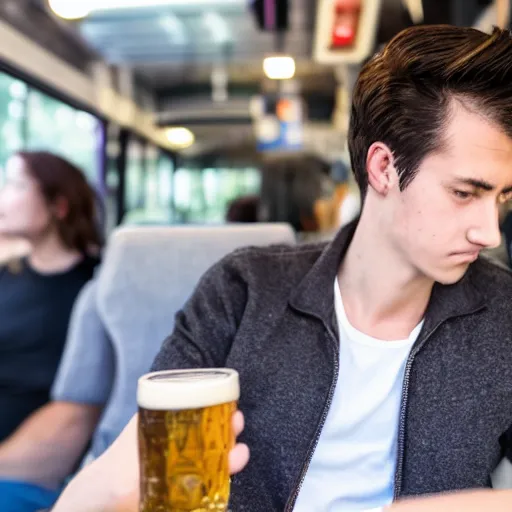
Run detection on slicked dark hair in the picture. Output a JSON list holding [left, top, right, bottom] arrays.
[[348, 25, 512, 197]]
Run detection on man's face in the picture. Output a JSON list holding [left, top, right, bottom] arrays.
[[387, 105, 512, 284]]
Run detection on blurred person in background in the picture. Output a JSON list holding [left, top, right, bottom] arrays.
[[258, 154, 361, 240], [0, 151, 101, 511], [259, 154, 335, 239], [226, 194, 260, 223]]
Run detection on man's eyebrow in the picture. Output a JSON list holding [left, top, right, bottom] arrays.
[[453, 177, 512, 195], [453, 177, 494, 191]]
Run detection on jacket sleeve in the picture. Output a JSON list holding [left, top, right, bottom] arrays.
[[150, 253, 248, 372]]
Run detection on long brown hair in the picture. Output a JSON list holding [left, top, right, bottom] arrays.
[[16, 151, 103, 254]]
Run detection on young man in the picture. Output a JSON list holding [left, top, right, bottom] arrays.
[[53, 24, 512, 511]]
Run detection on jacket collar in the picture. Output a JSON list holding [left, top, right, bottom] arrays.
[[289, 221, 486, 330]]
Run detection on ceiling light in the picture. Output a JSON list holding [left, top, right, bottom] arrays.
[[164, 127, 195, 149], [263, 55, 296, 80], [48, 0, 91, 20], [49, 0, 243, 20]]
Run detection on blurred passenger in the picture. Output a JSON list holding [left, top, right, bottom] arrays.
[[0, 151, 101, 439], [259, 154, 334, 237], [0, 150, 101, 490], [315, 181, 361, 233], [225, 195, 260, 223]]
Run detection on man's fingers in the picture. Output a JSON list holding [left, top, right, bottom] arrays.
[[230, 411, 249, 474], [232, 410, 244, 437], [229, 443, 250, 474]]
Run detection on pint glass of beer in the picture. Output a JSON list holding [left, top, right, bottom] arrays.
[[137, 368, 240, 512]]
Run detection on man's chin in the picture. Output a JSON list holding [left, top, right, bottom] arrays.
[[433, 264, 471, 286]]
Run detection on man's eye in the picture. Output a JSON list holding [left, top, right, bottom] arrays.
[[453, 190, 472, 200]]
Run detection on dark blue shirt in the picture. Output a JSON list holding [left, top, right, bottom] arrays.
[[0, 255, 99, 441]]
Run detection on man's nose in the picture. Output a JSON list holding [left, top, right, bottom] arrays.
[[466, 205, 502, 249]]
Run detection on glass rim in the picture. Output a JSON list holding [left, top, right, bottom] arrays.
[[140, 368, 237, 383], [137, 368, 239, 411]]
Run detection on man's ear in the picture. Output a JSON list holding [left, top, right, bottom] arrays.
[[366, 142, 398, 196]]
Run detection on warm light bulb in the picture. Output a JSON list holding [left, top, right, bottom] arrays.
[[263, 56, 296, 80], [48, 0, 91, 20], [164, 127, 195, 149], [49, 0, 243, 19]]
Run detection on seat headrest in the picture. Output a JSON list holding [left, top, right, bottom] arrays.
[[96, 223, 296, 331]]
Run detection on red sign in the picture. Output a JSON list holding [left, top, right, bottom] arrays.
[[331, 0, 361, 48]]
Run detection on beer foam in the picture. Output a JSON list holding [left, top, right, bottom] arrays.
[[137, 369, 240, 411]]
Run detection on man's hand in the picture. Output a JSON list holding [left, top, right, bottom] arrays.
[[229, 411, 250, 473], [53, 411, 249, 512], [388, 489, 512, 511]]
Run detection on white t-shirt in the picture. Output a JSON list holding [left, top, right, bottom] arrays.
[[293, 279, 423, 511]]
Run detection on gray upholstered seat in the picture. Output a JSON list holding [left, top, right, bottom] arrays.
[[52, 223, 296, 463]]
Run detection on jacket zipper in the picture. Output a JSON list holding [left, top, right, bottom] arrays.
[[393, 344, 420, 500], [284, 325, 340, 512], [285, 305, 484, 507], [392, 308, 484, 499]]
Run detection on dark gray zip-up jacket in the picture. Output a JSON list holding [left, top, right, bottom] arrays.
[[152, 222, 512, 511]]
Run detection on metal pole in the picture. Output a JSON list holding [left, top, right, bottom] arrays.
[[496, 0, 511, 28]]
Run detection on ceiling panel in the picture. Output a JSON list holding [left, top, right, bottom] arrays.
[[74, 0, 321, 89], [20, 0, 488, 93]]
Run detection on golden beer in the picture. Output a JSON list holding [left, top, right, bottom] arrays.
[[137, 369, 239, 512]]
